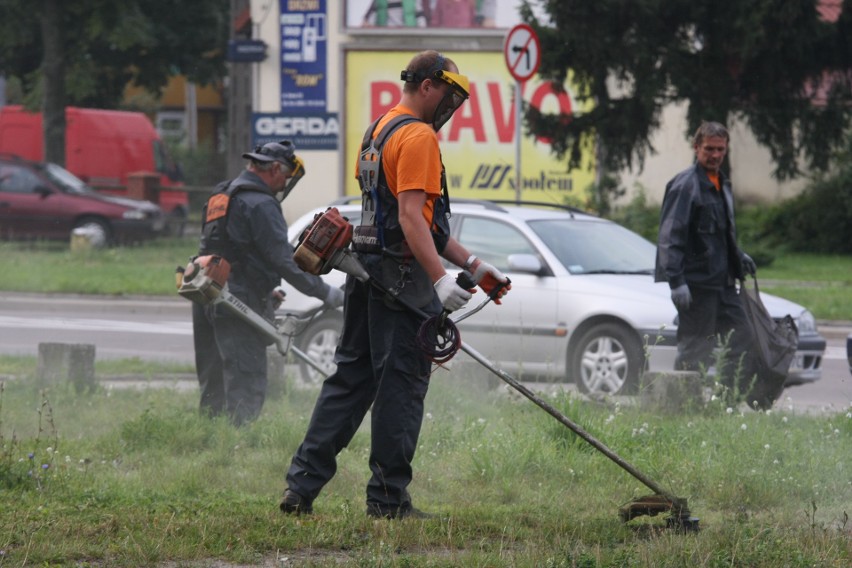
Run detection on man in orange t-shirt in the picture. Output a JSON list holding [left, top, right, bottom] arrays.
[[281, 50, 510, 520]]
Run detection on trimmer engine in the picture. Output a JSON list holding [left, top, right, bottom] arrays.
[[176, 255, 231, 304], [294, 207, 369, 282]]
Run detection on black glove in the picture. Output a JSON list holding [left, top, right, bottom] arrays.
[[742, 253, 757, 276], [671, 284, 692, 311]]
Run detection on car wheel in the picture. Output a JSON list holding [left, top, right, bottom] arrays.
[[294, 312, 342, 386], [570, 322, 644, 396], [72, 217, 111, 248]]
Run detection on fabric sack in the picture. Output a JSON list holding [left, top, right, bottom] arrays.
[[740, 276, 798, 409]]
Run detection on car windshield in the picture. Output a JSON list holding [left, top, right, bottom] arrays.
[[43, 163, 94, 195], [528, 219, 656, 275]]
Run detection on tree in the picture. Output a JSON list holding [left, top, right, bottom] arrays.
[[0, 0, 229, 165], [520, 0, 852, 180]]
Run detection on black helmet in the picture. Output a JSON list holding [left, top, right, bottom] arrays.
[[242, 140, 297, 169]]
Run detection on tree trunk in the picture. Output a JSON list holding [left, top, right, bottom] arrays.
[[41, 0, 66, 166]]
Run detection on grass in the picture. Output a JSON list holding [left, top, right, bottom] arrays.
[[0, 238, 197, 297], [0, 365, 850, 567], [0, 239, 850, 321]]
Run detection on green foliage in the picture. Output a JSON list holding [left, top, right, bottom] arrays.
[[521, 0, 852, 180], [760, 174, 852, 256], [0, 0, 229, 108], [166, 140, 227, 187], [607, 186, 661, 242]]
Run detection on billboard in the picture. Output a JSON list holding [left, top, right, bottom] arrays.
[[280, 0, 328, 110], [344, 50, 594, 204], [344, 0, 543, 30]]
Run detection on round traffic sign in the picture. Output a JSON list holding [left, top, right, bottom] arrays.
[[503, 23, 541, 83]]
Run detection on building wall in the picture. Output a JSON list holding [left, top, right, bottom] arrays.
[[618, 102, 808, 207], [250, 1, 809, 222]]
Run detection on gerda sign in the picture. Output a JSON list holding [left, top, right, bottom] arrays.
[[344, 51, 594, 202]]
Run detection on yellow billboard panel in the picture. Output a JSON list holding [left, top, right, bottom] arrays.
[[344, 50, 594, 204]]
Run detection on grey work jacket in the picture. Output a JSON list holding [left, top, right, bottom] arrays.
[[654, 164, 747, 290]]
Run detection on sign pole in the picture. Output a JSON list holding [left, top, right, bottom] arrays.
[[503, 23, 541, 206], [514, 81, 522, 204]]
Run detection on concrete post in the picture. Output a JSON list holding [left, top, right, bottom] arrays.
[[639, 371, 703, 413], [37, 343, 96, 393]]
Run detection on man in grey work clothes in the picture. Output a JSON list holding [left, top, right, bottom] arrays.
[[192, 141, 344, 426], [655, 121, 758, 391]]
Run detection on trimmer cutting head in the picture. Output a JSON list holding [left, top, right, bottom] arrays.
[[618, 495, 700, 531]]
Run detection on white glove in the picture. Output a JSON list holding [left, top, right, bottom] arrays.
[[670, 283, 692, 311], [469, 258, 510, 304], [323, 286, 345, 309], [434, 274, 472, 312], [470, 259, 507, 286]]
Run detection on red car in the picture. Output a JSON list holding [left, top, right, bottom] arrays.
[[0, 154, 165, 246]]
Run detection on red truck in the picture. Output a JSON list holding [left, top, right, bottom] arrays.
[[0, 105, 188, 234]]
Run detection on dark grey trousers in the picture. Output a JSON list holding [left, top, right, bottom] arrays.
[[675, 284, 757, 389], [286, 272, 439, 512]]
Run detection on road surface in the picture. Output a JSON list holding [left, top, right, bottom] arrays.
[[0, 292, 849, 414]]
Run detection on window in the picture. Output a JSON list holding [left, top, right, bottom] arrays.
[[456, 216, 537, 272], [0, 164, 41, 194]]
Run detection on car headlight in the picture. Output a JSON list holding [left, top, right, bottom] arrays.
[[795, 309, 816, 334], [122, 210, 147, 220]]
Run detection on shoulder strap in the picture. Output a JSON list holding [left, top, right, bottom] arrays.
[[358, 113, 421, 193], [375, 114, 421, 149]]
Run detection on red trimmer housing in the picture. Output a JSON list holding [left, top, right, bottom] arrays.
[[294, 207, 358, 276]]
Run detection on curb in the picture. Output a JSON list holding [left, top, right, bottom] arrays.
[[817, 322, 852, 341]]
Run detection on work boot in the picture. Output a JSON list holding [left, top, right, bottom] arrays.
[[366, 502, 434, 520], [279, 489, 313, 516]]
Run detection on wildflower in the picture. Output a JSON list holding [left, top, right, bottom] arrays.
[[425, 412, 433, 420], [764, 444, 770, 450], [782, 416, 788, 423], [605, 414, 615, 424], [65, 456, 71, 463], [46, 447, 53, 454], [28, 452, 34, 460], [701, 441, 707, 448], [42, 463, 49, 470], [726, 407, 733, 414], [741, 423, 747, 431], [477, 418, 486, 424]]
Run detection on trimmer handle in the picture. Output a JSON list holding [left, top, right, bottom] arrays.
[[456, 271, 476, 290], [460, 271, 511, 303]]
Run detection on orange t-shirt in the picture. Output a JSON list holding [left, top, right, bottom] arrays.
[[355, 104, 443, 224], [707, 171, 721, 191]]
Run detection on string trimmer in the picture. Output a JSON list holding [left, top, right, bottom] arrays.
[[292, 207, 700, 530], [175, 255, 330, 378]]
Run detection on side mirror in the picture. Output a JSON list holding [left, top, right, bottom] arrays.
[[507, 253, 544, 275], [35, 184, 53, 198]]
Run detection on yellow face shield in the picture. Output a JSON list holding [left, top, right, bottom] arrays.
[[432, 69, 470, 132], [276, 155, 306, 202]]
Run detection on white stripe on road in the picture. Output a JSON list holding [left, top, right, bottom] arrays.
[[0, 316, 192, 335], [824, 346, 845, 360]]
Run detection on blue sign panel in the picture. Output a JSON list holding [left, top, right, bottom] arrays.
[[252, 112, 339, 151], [226, 39, 267, 62], [280, 0, 327, 111]]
